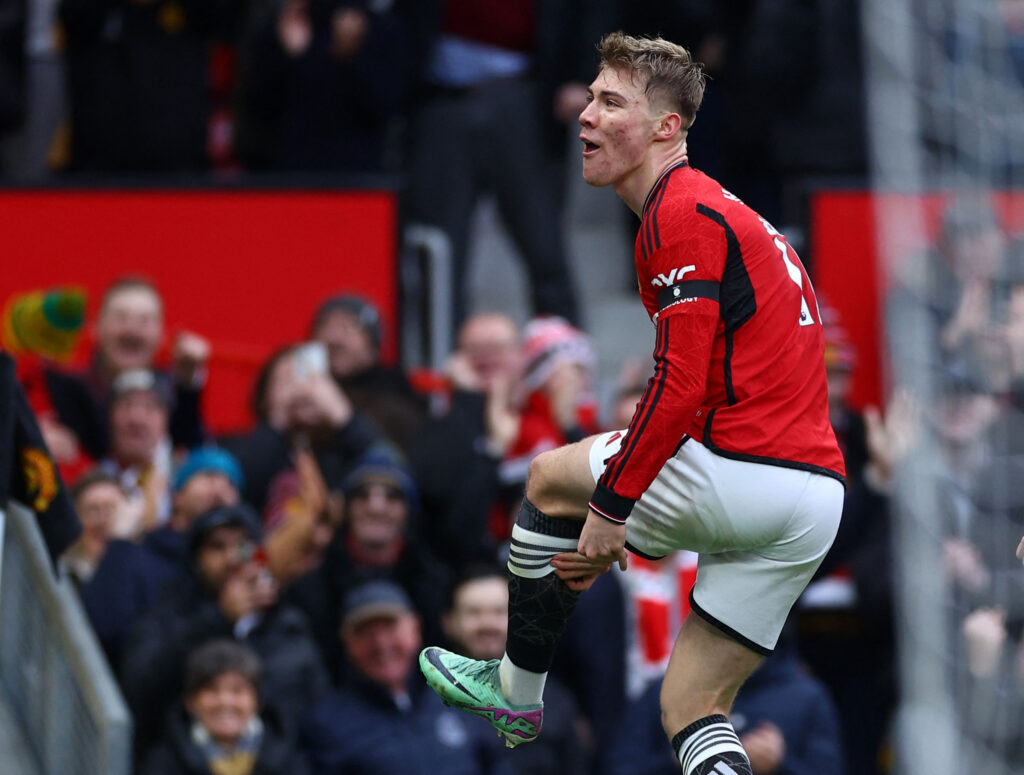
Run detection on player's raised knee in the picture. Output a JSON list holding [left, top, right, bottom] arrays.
[[528, 450, 561, 511]]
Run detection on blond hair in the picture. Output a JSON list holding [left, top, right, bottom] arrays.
[[598, 31, 706, 128]]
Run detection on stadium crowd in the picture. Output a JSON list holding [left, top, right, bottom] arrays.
[[2, 1, 1024, 774]]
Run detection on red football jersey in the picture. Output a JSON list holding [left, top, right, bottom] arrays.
[[590, 163, 845, 524]]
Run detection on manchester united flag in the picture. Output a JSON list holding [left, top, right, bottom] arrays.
[[0, 351, 81, 570]]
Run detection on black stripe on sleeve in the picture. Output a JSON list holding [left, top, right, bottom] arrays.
[[657, 279, 720, 311]]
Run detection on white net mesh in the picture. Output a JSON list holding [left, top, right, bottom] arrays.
[[863, 0, 1024, 772]]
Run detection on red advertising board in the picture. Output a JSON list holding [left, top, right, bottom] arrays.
[[0, 189, 397, 432], [811, 190, 1024, 411]]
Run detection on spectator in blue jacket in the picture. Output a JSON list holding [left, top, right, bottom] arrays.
[[300, 580, 511, 775], [609, 630, 844, 775]]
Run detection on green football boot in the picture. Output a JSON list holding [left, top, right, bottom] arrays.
[[419, 647, 543, 749]]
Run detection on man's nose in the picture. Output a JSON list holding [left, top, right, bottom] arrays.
[[579, 101, 595, 126]]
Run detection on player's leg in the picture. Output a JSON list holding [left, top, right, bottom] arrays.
[[499, 438, 599, 707], [662, 615, 763, 775], [420, 435, 600, 747], [619, 439, 844, 774]]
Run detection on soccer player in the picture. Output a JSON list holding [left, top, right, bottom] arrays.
[[420, 32, 845, 775]]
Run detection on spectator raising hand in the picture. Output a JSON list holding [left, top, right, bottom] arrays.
[[278, 0, 312, 56], [862, 389, 920, 490]]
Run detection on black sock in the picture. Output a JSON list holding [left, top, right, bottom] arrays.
[[504, 499, 583, 673], [671, 715, 752, 775]]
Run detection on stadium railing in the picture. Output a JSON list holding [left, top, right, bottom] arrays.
[[0, 501, 131, 775]]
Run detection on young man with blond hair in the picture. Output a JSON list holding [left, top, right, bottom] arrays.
[[421, 31, 845, 775]]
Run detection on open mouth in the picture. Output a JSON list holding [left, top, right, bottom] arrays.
[[581, 137, 600, 156]]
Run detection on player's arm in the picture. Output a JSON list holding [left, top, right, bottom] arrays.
[[589, 305, 718, 523]]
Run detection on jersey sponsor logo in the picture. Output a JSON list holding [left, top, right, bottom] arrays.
[[650, 265, 696, 287], [721, 188, 743, 203]]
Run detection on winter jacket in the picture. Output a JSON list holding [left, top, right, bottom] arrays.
[[300, 675, 512, 775], [143, 702, 308, 775]]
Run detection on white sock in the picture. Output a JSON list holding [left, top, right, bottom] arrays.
[[499, 653, 547, 706]]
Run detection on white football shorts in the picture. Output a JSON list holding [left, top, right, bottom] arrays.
[[589, 431, 843, 654]]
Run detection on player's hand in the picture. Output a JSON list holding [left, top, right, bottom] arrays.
[[552, 509, 627, 591]]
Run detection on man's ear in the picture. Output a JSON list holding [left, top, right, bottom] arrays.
[[656, 112, 683, 141]]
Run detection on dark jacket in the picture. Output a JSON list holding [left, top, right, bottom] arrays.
[[44, 363, 206, 459], [284, 527, 450, 681], [78, 537, 182, 669], [300, 674, 513, 775], [121, 575, 328, 761], [219, 412, 382, 512], [610, 643, 845, 775], [143, 702, 308, 775], [59, 0, 235, 170], [411, 389, 505, 568], [236, 0, 413, 172], [508, 677, 585, 775]]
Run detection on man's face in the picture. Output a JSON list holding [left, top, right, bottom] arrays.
[[74, 481, 124, 557], [347, 481, 408, 551], [186, 671, 258, 748], [96, 287, 164, 373], [109, 390, 168, 467], [195, 525, 249, 590], [458, 315, 520, 391], [173, 472, 240, 530], [315, 309, 376, 379], [579, 66, 659, 189], [444, 577, 508, 661], [343, 613, 420, 689]]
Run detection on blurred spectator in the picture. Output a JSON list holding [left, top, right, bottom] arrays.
[[58, 0, 237, 170], [146, 446, 246, 573], [607, 360, 651, 430], [79, 446, 246, 668], [442, 566, 585, 775], [310, 294, 428, 454], [61, 469, 127, 585], [497, 318, 599, 538], [797, 389, 913, 775], [411, 312, 522, 568], [219, 343, 383, 512], [300, 580, 511, 775], [0, 0, 66, 178], [97, 368, 174, 536], [616, 552, 699, 700], [236, 0, 412, 172], [121, 503, 327, 762], [820, 302, 869, 482], [261, 446, 343, 587], [887, 194, 1010, 391], [284, 448, 449, 679], [44, 276, 209, 460], [609, 631, 845, 775], [144, 640, 307, 775], [404, 0, 619, 328]]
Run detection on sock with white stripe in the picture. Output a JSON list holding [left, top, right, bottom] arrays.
[[672, 715, 752, 775], [501, 499, 583, 705]]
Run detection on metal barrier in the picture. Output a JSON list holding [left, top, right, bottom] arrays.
[[0, 501, 131, 775], [401, 224, 454, 371]]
